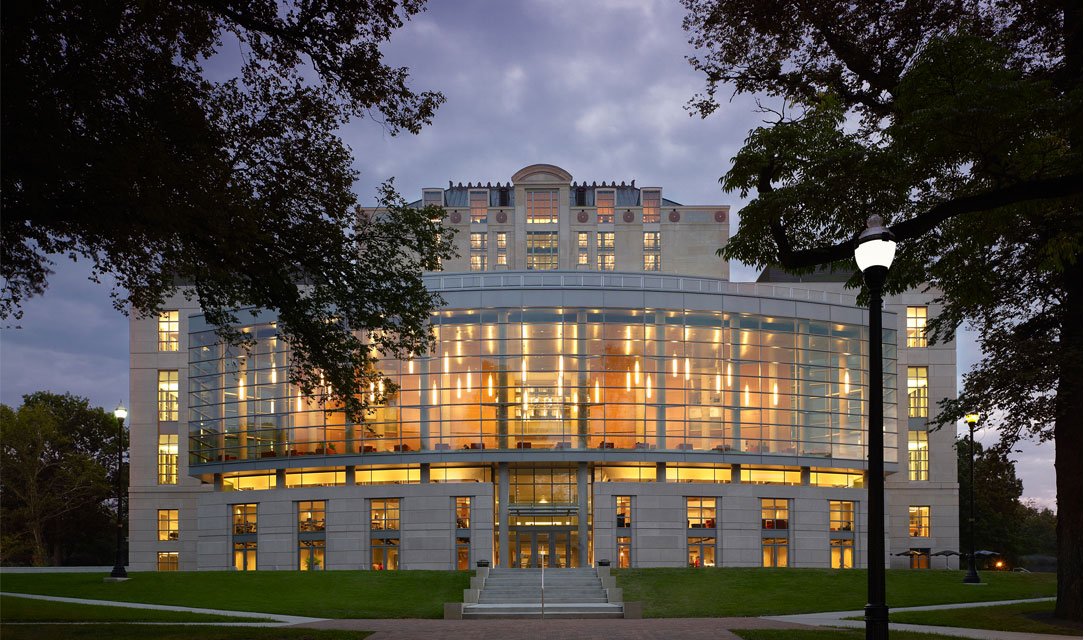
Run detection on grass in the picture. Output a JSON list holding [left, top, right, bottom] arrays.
[[888, 600, 1081, 636], [0, 595, 272, 623], [0, 626, 371, 640], [0, 571, 470, 619], [615, 568, 1057, 618], [733, 631, 973, 640]]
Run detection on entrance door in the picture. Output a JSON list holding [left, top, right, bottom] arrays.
[[512, 530, 572, 567]]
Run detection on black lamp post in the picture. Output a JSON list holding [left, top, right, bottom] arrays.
[[855, 214, 896, 640], [963, 412, 981, 584], [110, 401, 128, 579]]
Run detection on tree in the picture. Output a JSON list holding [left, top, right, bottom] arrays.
[[0, 393, 124, 566], [683, 0, 1081, 619], [1, 1, 454, 419], [956, 437, 1024, 562]]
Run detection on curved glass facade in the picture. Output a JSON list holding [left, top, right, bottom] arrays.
[[189, 307, 897, 465]]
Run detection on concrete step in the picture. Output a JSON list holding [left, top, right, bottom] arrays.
[[463, 603, 624, 619]]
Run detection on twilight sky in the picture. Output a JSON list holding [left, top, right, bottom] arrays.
[[0, 0, 1055, 508]]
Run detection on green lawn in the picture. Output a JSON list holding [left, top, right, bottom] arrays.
[[733, 631, 971, 640], [0, 626, 370, 640], [616, 568, 1057, 618], [889, 600, 1081, 636], [0, 571, 470, 619], [0, 595, 271, 623]]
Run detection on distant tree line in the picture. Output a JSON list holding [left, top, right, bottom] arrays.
[[0, 392, 126, 566], [957, 437, 1057, 569]]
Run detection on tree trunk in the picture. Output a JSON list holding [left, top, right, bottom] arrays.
[[29, 518, 48, 567], [1054, 260, 1082, 620]]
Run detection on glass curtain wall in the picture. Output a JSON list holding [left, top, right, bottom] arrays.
[[188, 308, 896, 464]]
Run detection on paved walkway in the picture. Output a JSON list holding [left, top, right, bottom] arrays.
[[295, 617, 817, 639], [765, 597, 1079, 640], [0, 592, 321, 626]]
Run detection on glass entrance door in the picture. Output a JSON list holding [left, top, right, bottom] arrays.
[[511, 529, 572, 567]]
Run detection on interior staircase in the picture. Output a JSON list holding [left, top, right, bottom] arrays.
[[460, 567, 627, 619]]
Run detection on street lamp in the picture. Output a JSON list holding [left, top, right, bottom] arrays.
[[855, 214, 896, 640], [963, 412, 981, 584], [110, 401, 128, 579]]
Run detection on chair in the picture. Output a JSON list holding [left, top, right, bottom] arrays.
[[516, 442, 532, 449]]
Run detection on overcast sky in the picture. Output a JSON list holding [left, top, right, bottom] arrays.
[[0, 0, 1055, 508]]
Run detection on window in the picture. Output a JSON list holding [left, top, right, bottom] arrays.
[[456, 497, 471, 529], [157, 552, 179, 571], [371, 498, 400, 531], [298, 500, 326, 532], [910, 547, 931, 569], [496, 232, 507, 266], [642, 190, 661, 223], [233, 504, 258, 535], [470, 232, 487, 271], [157, 434, 178, 485], [597, 232, 614, 271], [644, 232, 660, 271], [688, 536, 715, 567], [908, 431, 929, 481], [686, 497, 716, 529], [299, 539, 325, 571], [577, 232, 589, 265], [596, 190, 614, 223], [470, 190, 488, 223], [456, 536, 470, 570], [526, 232, 558, 270], [762, 538, 788, 567], [907, 306, 928, 348], [907, 366, 929, 418], [158, 509, 179, 540], [830, 539, 854, 569], [234, 542, 257, 571], [423, 190, 443, 208], [616, 496, 631, 528], [158, 370, 179, 421], [158, 311, 179, 351], [618, 536, 632, 568], [829, 501, 854, 532], [527, 190, 558, 223], [372, 538, 399, 570], [909, 506, 930, 537], [761, 498, 789, 529]]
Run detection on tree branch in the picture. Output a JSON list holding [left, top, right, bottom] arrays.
[[773, 173, 1083, 269]]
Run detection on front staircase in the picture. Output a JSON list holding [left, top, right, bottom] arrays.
[[456, 567, 629, 619]]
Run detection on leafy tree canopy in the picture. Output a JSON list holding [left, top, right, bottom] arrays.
[[683, 0, 1080, 618], [1, 0, 454, 419]]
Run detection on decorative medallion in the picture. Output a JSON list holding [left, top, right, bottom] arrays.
[[715, 210, 727, 223], [577, 211, 589, 223], [449, 211, 462, 224], [496, 211, 508, 223], [669, 210, 681, 222], [622, 210, 634, 223]]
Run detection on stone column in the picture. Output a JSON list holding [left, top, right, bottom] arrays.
[[577, 461, 589, 566]]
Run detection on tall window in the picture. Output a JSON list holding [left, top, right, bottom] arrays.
[[762, 537, 788, 567], [596, 190, 614, 223], [527, 190, 558, 223], [158, 509, 179, 540], [158, 311, 179, 351], [232, 503, 257, 571], [158, 434, 178, 485], [526, 232, 558, 270], [686, 497, 716, 528], [157, 552, 179, 571], [577, 232, 589, 265], [829, 501, 854, 532], [371, 498, 400, 570], [642, 190, 661, 223], [643, 232, 660, 271], [470, 190, 488, 223], [158, 370, 179, 421], [470, 232, 487, 271], [907, 306, 928, 348], [907, 367, 929, 418], [456, 497, 471, 529], [618, 536, 632, 568], [616, 496, 631, 528], [761, 498, 789, 529], [495, 232, 507, 266], [908, 431, 929, 481], [909, 506, 930, 537], [688, 536, 715, 567], [830, 539, 854, 569], [299, 501, 326, 570], [597, 232, 614, 271]]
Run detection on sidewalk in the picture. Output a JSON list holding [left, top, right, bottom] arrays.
[[764, 597, 1078, 640]]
